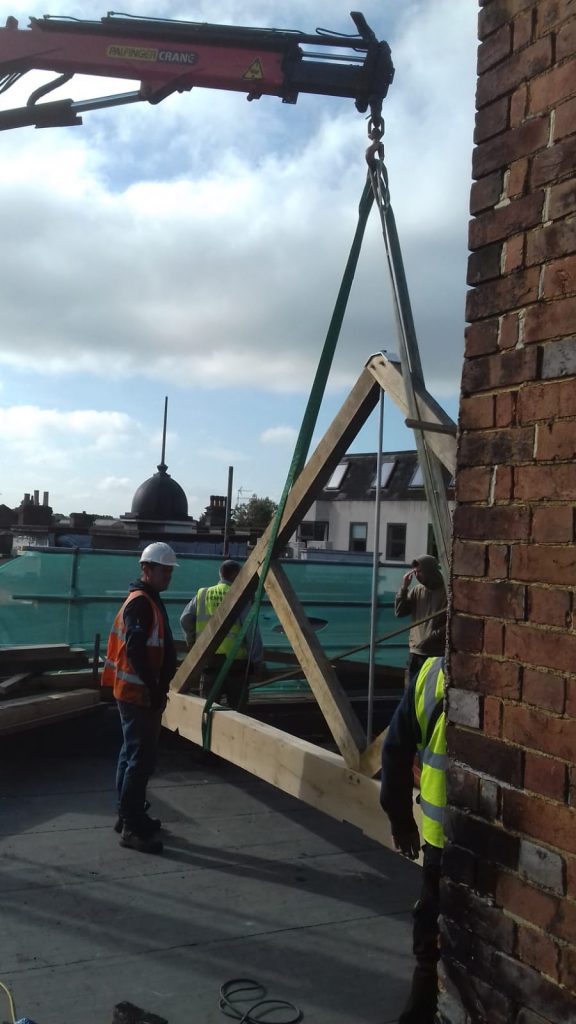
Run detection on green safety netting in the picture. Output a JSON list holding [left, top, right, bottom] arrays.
[[0, 550, 408, 691]]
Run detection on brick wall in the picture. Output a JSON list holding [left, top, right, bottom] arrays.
[[442, 2, 576, 1021]]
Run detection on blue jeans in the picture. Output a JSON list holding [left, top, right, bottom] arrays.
[[116, 700, 163, 829]]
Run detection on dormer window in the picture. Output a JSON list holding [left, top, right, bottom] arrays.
[[325, 462, 348, 489], [372, 460, 396, 489]]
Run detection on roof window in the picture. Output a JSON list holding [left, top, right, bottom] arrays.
[[372, 460, 396, 489], [325, 462, 348, 489]]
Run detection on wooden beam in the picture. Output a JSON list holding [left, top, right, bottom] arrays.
[[171, 367, 380, 694], [359, 728, 387, 778], [163, 691, 421, 850], [263, 562, 365, 769], [0, 689, 100, 735], [366, 352, 457, 474]]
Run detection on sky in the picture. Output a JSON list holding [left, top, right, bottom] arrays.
[[0, 1, 478, 518]]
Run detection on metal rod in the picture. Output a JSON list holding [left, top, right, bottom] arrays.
[[223, 465, 233, 557], [160, 395, 168, 467], [367, 389, 384, 742]]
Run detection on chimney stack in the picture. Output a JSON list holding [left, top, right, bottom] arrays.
[[33, 490, 39, 505], [43, 491, 49, 506]]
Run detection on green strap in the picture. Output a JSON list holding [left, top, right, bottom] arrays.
[[201, 178, 375, 749]]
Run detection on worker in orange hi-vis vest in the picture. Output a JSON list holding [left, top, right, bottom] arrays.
[[102, 542, 178, 854]]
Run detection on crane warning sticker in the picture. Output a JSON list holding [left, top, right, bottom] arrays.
[[243, 58, 264, 81], [107, 45, 198, 65]]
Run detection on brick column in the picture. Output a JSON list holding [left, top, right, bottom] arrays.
[[442, 2, 576, 1022]]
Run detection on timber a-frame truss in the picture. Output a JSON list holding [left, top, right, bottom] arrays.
[[163, 352, 457, 850]]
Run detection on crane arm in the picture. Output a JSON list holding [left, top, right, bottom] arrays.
[[0, 11, 394, 131]]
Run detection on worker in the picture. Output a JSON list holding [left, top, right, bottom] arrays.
[[180, 559, 263, 711], [380, 655, 446, 1024], [395, 554, 447, 684], [102, 541, 178, 855]]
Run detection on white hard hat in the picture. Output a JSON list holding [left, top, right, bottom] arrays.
[[139, 542, 179, 567]]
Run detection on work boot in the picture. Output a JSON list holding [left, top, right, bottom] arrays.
[[120, 828, 163, 854], [114, 800, 152, 834]]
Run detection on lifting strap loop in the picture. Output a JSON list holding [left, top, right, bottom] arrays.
[[201, 178, 375, 749]]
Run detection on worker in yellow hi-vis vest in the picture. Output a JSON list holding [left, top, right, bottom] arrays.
[[180, 559, 264, 710], [380, 656, 446, 1024]]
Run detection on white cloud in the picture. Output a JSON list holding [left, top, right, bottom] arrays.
[[96, 476, 132, 492], [260, 426, 297, 445]]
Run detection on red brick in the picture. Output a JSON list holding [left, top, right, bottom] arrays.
[[475, 96, 510, 144], [531, 505, 574, 542], [460, 394, 495, 430], [548, 178, 576, 220], [495, 390, 516, 426], [453, 503, 531, 541], [532, 135, 576, 186], [557, 16, 576, 60], [566, 678, 576, 718], [484, 620, 505, 658], [527, 587, 571, 629], [499, 312, 519, 349], [452, 539, 487, 577], [524, 297, 576, 342], [447, 726, 523, 789], [505, 621, 576, 673], [488, 544, 511, 579], [464, 319, 499, 357], [450, 652, 521, 698], [513, 9, 533, 51], [519, 378, 576, 421], [510, 83, 528, 127], [504, 703, 576, 758], [484, 694, 503, 735], [467, 267, 539, 320], [522, 665, 567, 711], [503, 235, 525, 274], [451, 614, 484, 654], [495, 872, 570, 936], [515, 463, 576, 501], [512, 542, 576, 584], [469, 192, 544, 249], [529, 59, 576, 114], [494, 464, 514, 499], [524, 750, 567, 801], [555, 96, 576, 141], [479, 0, 539, 41], [541, 254, 576, 300], [503, 789, 576, 858], [539, 0, 576, 33], [468, 243, 502, 285], [560, 945, 576, 995], [507, 156, 530, 197], [455, 466, 492, 502], [516, 924, 560, 981], [473, 118, 549, 178], [536, 419, 576, 459], [470, 171, 504, 215], [526, 220, 576, 265], [476, 37, 552, 106], [454, 578, 525, 619], [478, 22, 512, 74], [459, 426, 534, 466], [461, 348, 538, 394]]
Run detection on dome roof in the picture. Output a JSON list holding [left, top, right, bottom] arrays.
[[130, 464, 189, 521]]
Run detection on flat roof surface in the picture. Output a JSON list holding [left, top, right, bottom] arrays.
[[0, 708, 420, 1024]]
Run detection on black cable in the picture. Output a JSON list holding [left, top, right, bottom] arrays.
[[219, 978, 303, 1024]]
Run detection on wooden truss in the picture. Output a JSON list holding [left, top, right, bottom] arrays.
[[163, 353, 457, 849]]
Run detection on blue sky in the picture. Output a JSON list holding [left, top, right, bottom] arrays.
[[0, 1, 477, 517]]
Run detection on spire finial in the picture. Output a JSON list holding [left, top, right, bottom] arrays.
[[158, 396, 168, 474]]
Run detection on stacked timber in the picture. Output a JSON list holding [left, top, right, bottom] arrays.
[[0, 644, 101, 735]]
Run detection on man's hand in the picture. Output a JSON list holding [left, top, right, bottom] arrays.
[[401, 568, 415, 594], [392, 827, 421, 860]]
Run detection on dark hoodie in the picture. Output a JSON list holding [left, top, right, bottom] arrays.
[[394, 554, 447, 656], [124, 580, 177, 697]]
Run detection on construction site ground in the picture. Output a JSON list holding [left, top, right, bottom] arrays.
[[0, 706, 420, 1024]]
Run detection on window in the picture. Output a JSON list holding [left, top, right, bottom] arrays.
[[371, 460, 396, 489], [325, 462, 348, 489], [298, 521, 328, 542], [349, 522, 368, 553], [427, 523, 438, 558], [386, 522, 407, 561], [409, 465, 424, 488]]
